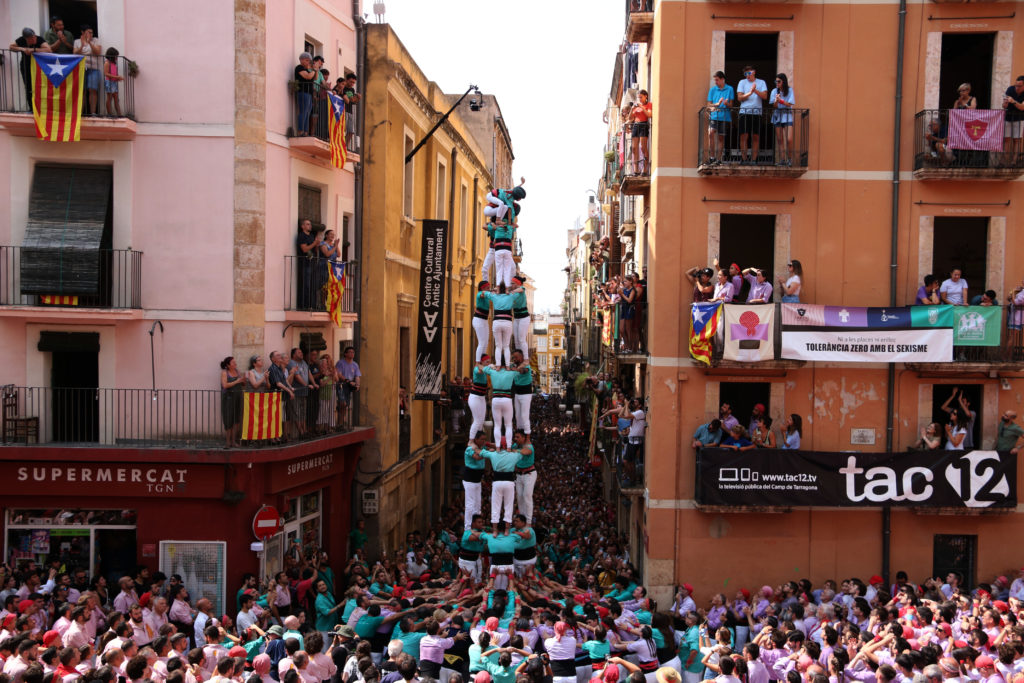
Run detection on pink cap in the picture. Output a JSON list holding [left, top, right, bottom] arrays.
[[474, 673, 492, 683], [975, 655, 994, 668]]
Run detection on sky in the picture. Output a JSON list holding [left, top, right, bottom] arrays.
[[381, 0, 624, 313]]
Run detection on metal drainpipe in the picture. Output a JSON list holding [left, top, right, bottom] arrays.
[[883, 0, 907, 587], [445, 147, 458, 384], [351, 2, 366, 533]]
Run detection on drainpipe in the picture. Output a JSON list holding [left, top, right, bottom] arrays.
[[353, 4, 366, 426], [445, 147, 458, 383], [883, 0, 907, 588]]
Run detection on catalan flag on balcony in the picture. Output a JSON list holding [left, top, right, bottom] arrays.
[[29, 53, 86, 142], [242, 392, 282, 441], [327, 91, 348, 168], [40, 295, 79, 306], [689, 301, 723, 366], [326, 260, 347, 327]]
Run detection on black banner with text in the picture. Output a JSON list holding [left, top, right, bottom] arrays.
[[696, 448, 1016, 508], [414, 219, 449, 399]]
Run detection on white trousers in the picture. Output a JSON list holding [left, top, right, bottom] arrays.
[[462, 479, 481, 530], [513, 556, 537, 577], [491, 479, 515, 523], [492, 319, 513, 367], [472, 316, 490, 362], [494, 249, 514, 289], [484, 194, 509, 220], [515, 469, 536, 523], [514, 317, 530, 359], [458, 557, 482, 583], [468, 393, 486, 439], [481, 247, 495, 282], [491, 396, 513, 445], [514, 393, 532, 434]]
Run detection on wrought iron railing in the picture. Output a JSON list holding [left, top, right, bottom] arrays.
[[0, 48, 136, 119], [0, 246, 142, 309], [697, 106, 810, 168], [283, 257, 358, 313], [1, 385, 356, 447], [288, 80, 362, 155], [913, 109, 1024, 172]]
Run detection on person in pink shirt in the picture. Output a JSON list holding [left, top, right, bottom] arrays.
[[304, 633, 337, 682], [975, 656, 1005, 683], [125, 654, 152, 683], [51, 604, 73, 638], [272, 572, 294, 623], [128, 605, 152, 646], [3, 640, 37, 683], [201, 625, 228, 676], [145, 598, 170, 640], [62, 606, 91, 649], [113, 578, 140, 615]]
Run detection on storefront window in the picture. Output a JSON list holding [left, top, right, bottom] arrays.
[[282, 497, 298, 523], [5, 510, 136, 582]]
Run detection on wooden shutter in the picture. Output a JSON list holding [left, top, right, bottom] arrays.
[[298, 185, 324, 232]]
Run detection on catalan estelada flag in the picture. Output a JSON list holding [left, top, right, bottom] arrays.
[[327, 91, 348, 168], [40, 295, 79, 306], [30, 53, 86, 142], [242, 392, 282, 440], [689, 301, 723, 366], [326, 260, 347, 326]]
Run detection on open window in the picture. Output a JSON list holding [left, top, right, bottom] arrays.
[[932, 217, 987, 302], [719, 214, 776, 302], [47, 1, 98, 38], [932, 384, 981, 451], [720, 381, 771, 436], [933, 534, 976, 589], [939, 33, 994, 109]]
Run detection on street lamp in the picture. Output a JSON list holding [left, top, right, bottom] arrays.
[[405, 84, 482, 164]]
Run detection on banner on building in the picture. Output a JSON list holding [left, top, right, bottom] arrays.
[[781, 303, 952, 362], [696, 448, 1016, 509], [414, 219, 449, 399], [948, 109, 1005, 152], [689, 301, 723, 366], [724, 304, 775, 361], [30, 53, 86, 142], [953, 306, 1002, 346]]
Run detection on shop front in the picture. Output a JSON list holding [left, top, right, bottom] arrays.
[[0, 429, 372, 615]]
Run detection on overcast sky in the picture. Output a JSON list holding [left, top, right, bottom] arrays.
[[381, 0, 623, 312]]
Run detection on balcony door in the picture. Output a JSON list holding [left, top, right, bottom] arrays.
[[939, 33, 994, 109], [720, 214, 776, 303], [42, 331, 99, 443]]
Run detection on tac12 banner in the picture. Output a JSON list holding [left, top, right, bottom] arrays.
[[696, 448, 1016, 509], [414, 219, 449, 399], [724, 304, 775, 361]]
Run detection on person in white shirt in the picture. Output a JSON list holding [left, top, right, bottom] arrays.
[[939, 270, 968, 306], [193, 598, 215, 647]]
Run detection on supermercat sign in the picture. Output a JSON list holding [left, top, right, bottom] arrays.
[[696, 449, 1016, 509]]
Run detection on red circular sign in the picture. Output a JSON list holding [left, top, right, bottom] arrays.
[[252, 505, 282, 540]]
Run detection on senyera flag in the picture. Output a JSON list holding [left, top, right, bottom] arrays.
[[327, 91, 348, 168], [326, 260, 347, 327], [242, 392, 282, 441], [30, 53, 86, 142], [948, 109, 1004, 152]]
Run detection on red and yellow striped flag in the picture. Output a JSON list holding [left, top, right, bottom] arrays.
[[40, 295, 79, 305], [242, 392, 282, 441], [327, 91, 348, 168], [30, 53, 86, 142]]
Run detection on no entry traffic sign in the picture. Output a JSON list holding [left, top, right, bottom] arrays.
[[252, 505, 282, 540]]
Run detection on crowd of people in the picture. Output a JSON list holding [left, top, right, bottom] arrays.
[[293, 53, 361, 140], [923, 76, 1024, 167], [686, 260, 803, 306], [704, 67, 798, 167], [4, 395, 1024, 683]]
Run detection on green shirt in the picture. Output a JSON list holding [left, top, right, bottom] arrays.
[[484, 367, 516, 391], [483, 449, 520, 472], [355, 614, 385, 639], [485, 532, 518, 556], [483, 292, 516, 312], [340, 598, 358, 623], [391, 624, 426, 659], [485, 661, 516, 683], [461, 529, 485, 553], [350, 528, 368, 550], [513, 367, 533, 387], [465, 446, 486, 471], [682, 626, 703, 673], [515, 444, 535, 469], [582, 639, 611, 660], [997, 421, 1024, 450], [315, 592, 338, 631], [514, 528, 537, 550], [283, 629, 304, 649]]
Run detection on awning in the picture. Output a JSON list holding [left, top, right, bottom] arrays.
[[21, 165, 113, 296]]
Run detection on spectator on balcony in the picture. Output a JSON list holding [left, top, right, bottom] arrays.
[[43, 16, 73, 54], [628, 90, 652, 176], [736, 66, 768, 165], [691, 419, 723, 450], [1001, 76, 1024, 166], [747, 403, 766, 436], [103, 47, 124, 118], [288, 350, 314, 437], [296, 219, 323, 310], [709, 270, 734, 303], [970, 289, 997, 306], [310, 57, 328, 139], [294, 52, 318, 137], [73, 26, 101, 116], [246, 355, 270, 392], [721, 425, 755, 452], [340, 74, 361, 138], [686, 267, 714, 302], [996, 411, 1023, 455], [751, 415, 776, 448], [10, 28, 51, 103], [742, 268, 773, 304], [269, 351, 296, 440], [916, 274, 941, 305], [705, 71, 734, 165], [619, 276, 639, 353], [944, 410, 967, 451], [779, 414, 802, 449], [954, 83, 977, 110], [912, 422, 942, 451], [770, 74, 795, 166], [719, 404, 739, 433], [778, 260, 803, 303], [924, 119, 953, 164], [940, 387, 976, 449], [318, 229, 341, 298], [317, 355, 338, 434], [713, 258, 743, 295], [220, 357, 245, 448], [335, 346, 361, 430], [939, 269, 968, 306], [1008, 281, 1024, 330]]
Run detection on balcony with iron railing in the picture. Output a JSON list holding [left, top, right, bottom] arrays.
[[1, 385, 360, 448], [0, 246, 142, 314], [288, 81, 361, 163], [283, 257, 358, 317], [698, 106, 810, 177], [913, 109, 1024, 180], [625, 0, 654, 43], [0, 49, 137, 140]]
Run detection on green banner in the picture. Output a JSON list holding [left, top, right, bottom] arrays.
[[953, 306, 1002, 346], [910, 306, 954, 328]]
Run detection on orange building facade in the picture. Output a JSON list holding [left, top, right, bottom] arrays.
[[600, 1, 1024, 608]]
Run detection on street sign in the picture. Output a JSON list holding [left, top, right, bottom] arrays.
[[252, 505, 282, 540]]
